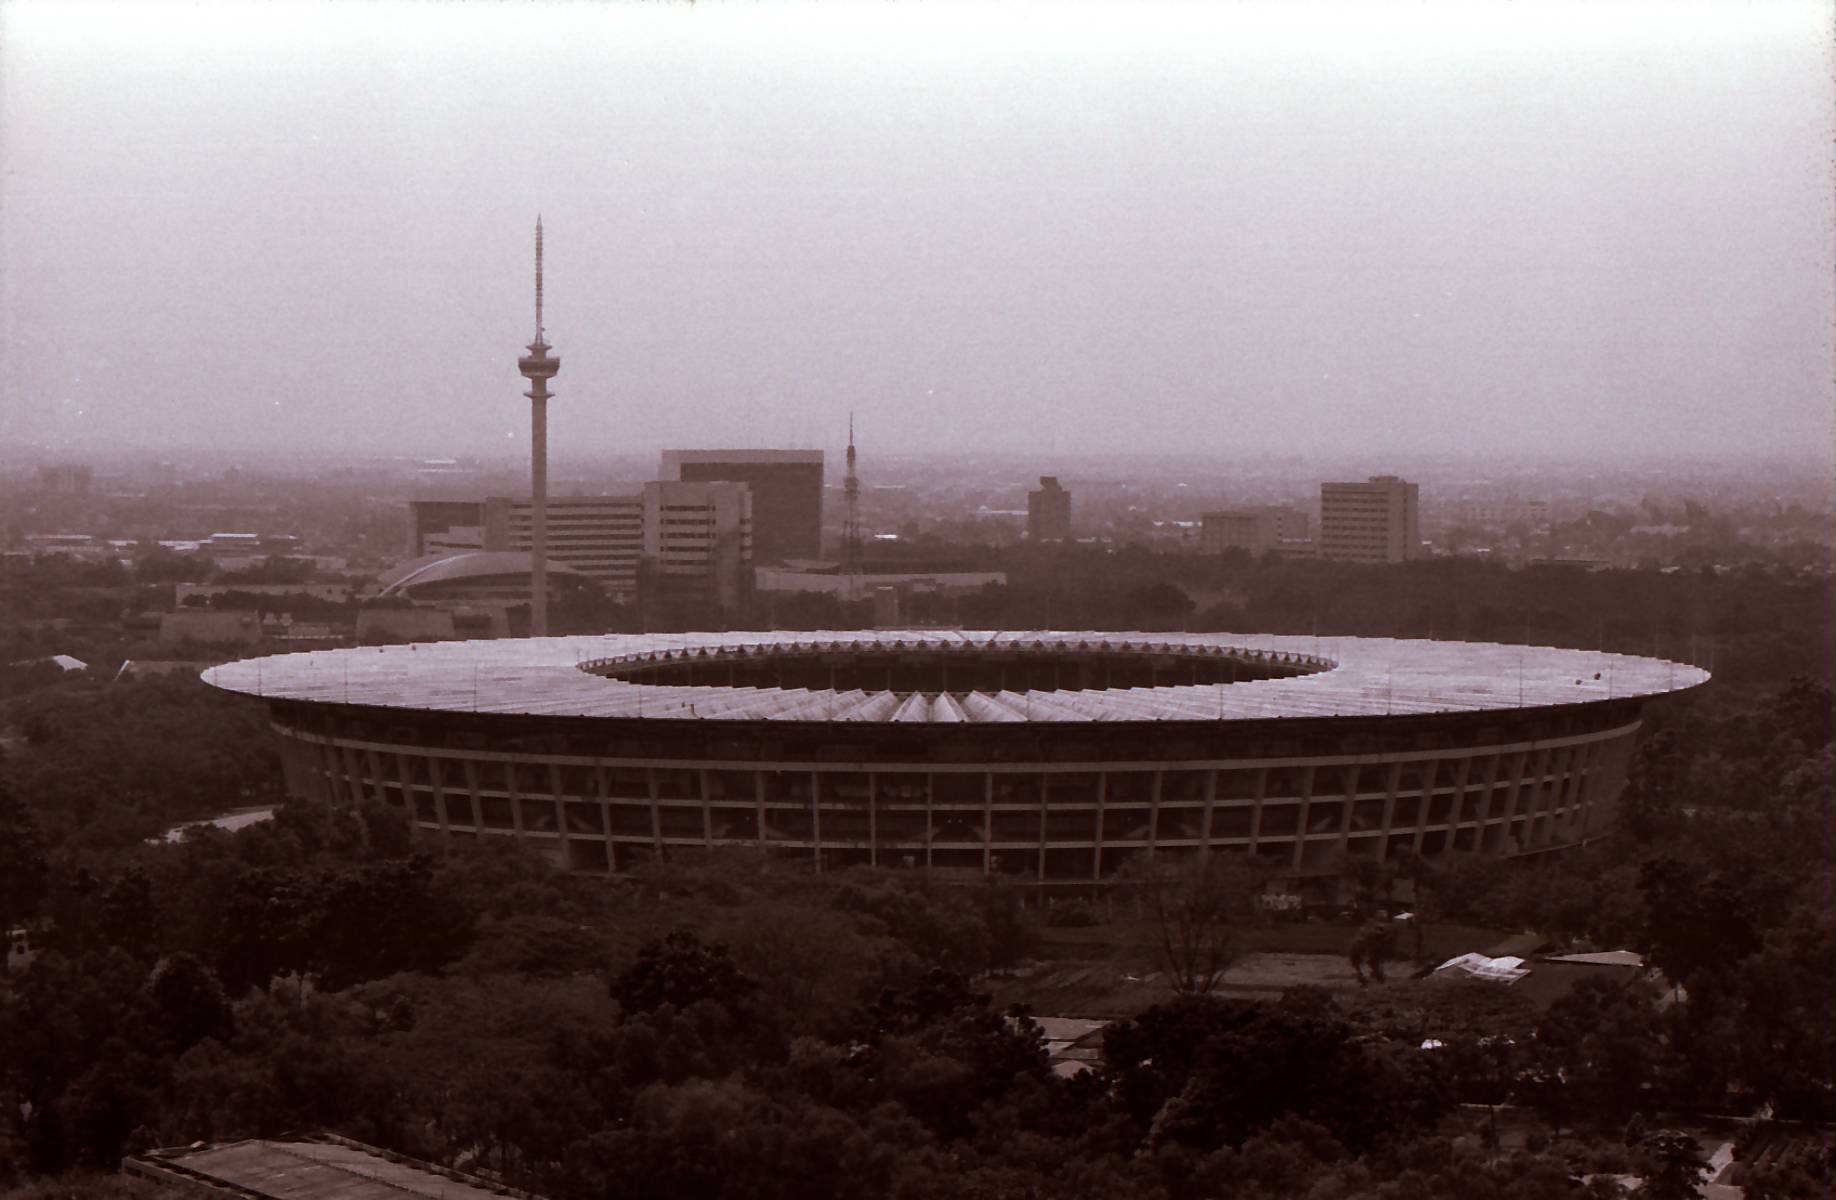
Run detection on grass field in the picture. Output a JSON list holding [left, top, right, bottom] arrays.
[[1032, 919, 1513, 961], [993, 920, 1516, 1018]]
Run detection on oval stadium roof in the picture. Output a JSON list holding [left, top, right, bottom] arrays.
[[203, 630, 1708, 724]]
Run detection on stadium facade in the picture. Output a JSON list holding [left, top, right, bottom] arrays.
[[204, 631, 1706, 886]]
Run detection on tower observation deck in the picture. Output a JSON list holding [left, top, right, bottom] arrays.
[[517, 218, 560, 636]]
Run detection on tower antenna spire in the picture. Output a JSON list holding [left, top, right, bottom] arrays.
[[534, 215, 545, 342]]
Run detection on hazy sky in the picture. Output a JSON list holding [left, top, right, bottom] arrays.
[[3, 0, 1831, 461]]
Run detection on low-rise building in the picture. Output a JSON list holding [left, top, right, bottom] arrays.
[[126, 1132, 551, 1199], [159, 609, 265, 645], [407, 481, 750, 609], [1199, 506, 1311, 555]]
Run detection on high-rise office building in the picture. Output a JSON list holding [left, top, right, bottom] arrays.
[[405, 481, 750, 608], [484, 496, 644, 596], [641, 480, 753, 613], [1319, 475, 1421, 563], [408, 500, 491, 557], [1028, 476, 1072, 542], [659, 450, 823, 563]]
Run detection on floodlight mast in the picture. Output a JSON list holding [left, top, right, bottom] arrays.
[[516, 217, 560, 636]]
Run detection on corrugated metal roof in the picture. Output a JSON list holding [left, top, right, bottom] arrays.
[[128, 1136, 537, 1200], [203, 630, 1708, 725]]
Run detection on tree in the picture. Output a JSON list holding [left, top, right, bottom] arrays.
[[1638, 1130, 1708, 1200], [1104, 993, 1447, 1156], [1124, 582, 1195, 630], [973, 878, 1032, 973], [310, 856, 474, 989], [863, 968, 1048, 1142], [1121, 853, 1259, 997], [1535, 975, 1666, 1124], [1639, 857, 1761, 986], [1348, 918, 1400, 986], [0, 782, 48, 930], [833, 871, 994, 976], [145, 953, 233, 1053], [1739, 1134, 1836, 1200], [614, 931, 758, 1017], [98, 866, 158, 954]]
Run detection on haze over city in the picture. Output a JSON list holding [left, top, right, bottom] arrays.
[[6, 4, 1836, 1198], [4, 0, 1832, 462]]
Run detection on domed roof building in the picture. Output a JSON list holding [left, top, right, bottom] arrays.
[[375, 552, 595, 606]]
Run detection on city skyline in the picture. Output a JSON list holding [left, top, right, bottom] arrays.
[[4, 1, 1831, 462]]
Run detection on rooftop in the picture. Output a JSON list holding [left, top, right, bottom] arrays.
[[203, 630, 1708, 725], [125, 1133, 545, 1200], [376, 552, 590, 597]]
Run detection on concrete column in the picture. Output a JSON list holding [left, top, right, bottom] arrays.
[[1290, 764, 1316, 873], [362, 748, 389, 806], [755, 771, 767, 849], [1470, 754, 1499, 848], [1036, 772, 1047, 883], [461, 758, 482, 833], [1147, 770, 1163, 861], [1566, 742, 1593, 825], [868, 771, 878, 867], [405, 752, 444, 841], [507, 760, 525, 837], [350, 745, 373, 806], [700, 769, 714, 849], [315, 741, 342, 806], [549, 762, 570, 864], [1442, 756, 1470, 849], [1495, 750, 1533, 851], [1201, 768, 1218, 851], [924, 773, 935, 871], [423, 755, 447, 844], [1248, 767, 1268, 853], [596, 764, 615, 875], [1524, 747, 1554, 844], [647, 767, 663, 859], [1336, 764, 1356, 852], [1092, 772, 1107, 881], [984, 772, 995, 878], [1374, 761, 1402, 861], [810, 770, 822, 872], [1574, 739, 1608, 835]]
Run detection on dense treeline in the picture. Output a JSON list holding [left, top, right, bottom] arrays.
[[0, 675, 281, 849], [2, 680, 1830, 1196], [8, 550, 1830, 689], [1, 561, 1832, 1197], [753, 552, 1834, 690]]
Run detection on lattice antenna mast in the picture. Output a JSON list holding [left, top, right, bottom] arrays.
[[843, 412, 862, 604]]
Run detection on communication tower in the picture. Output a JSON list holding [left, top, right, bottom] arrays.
[[516, 218, 560, 636], [843, 413, 861, 603]]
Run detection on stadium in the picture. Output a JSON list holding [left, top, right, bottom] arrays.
[[204, 631, 1707, 887]]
